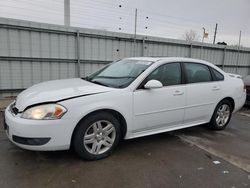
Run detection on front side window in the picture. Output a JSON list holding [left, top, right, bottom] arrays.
[[185, 63, 212, 83], [143, 63, 181, 87], [86, 59, 153, 88]]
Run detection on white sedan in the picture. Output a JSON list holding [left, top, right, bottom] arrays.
[[4, 57, 246, 160]]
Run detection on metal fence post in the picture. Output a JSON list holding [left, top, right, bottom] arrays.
[[76, 30, 81, 77], [236, 48, 241, 74], [189, 43, 192, 58], [248, 54, 250, 75], [200, 45, 203, 59], [222, 47, 226, 70], [142, 37, 145, 56]]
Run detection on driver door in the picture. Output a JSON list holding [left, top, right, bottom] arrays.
[[132, 62, 186, 134]]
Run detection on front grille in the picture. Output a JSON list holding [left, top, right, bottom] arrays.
[[10, 103, 19, 115], [12, 107, 19, 115], [12, 135, 51, 146]]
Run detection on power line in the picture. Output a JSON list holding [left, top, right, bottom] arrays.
[[35, 0, 217, 27], [1, 0, 248, 46], [66, 0, 217, 24], [2, 0, 215, 30], [4, 0, 247, 31], [0, 3, 202, 32]]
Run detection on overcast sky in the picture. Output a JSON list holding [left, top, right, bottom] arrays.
[[0, 0, 249, 47]]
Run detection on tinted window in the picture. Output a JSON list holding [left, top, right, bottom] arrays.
[[185, 63, 212, 83], [146, 63, 181, 86], [211, 68, 224, 81]]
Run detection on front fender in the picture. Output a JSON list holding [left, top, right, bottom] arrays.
[[59, 91, 133, 140]]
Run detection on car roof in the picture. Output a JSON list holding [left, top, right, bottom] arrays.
[[126, 57, 162, 62], [126, 57, 212, 65], [126, 57, 223, 73]]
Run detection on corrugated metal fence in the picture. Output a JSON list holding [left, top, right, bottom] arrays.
[[0, 17, 250, 97]]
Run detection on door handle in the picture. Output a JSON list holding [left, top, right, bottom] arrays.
[[212, 86, 220, 91], [173, 90, 184, 96]]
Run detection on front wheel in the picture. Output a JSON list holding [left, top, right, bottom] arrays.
[[73, 112, 121, 160], [209, 100, 233, 130]]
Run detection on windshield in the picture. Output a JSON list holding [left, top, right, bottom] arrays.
[[85, 59, 153, 88]]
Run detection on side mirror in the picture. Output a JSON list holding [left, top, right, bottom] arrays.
[[144, 80, 163, 89]]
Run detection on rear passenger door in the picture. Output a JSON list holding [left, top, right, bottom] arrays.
[[183, 63, 223, 124]]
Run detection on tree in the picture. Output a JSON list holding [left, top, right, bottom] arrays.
[[217, 42, 227, 45], [182, 29, 199, 43]]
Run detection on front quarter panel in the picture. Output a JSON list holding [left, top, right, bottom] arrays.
[[59, 90, 133, 139]]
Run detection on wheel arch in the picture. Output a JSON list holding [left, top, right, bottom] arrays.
[[219, 97, 235, 111], [209, 97, 235, 130], [210, 97, 235, 121], [70, 108, 128, 147]]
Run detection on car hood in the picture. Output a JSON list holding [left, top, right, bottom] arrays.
[[15, 78, 114, 111]]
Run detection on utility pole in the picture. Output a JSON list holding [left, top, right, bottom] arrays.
[[238, 30, 242, 47], [64, 0, 70, 26], [236, 30, 242, 73], [213, 23, 218, 44], [202, 27, 206, 43], [133, 8, 138, 56], [200, 27, 206, 58]]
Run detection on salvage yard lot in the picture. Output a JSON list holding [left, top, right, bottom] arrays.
[[0, 110, 250, 188]]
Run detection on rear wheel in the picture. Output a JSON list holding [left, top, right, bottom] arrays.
[[209, 100, 233, 130], [73, 112, 121, 160]]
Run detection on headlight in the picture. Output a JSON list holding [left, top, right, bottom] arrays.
[[21, 104, 67, 120]]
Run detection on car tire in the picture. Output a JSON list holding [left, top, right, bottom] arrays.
[[209, 100, 233, 130], [72, 112, 121, 160]]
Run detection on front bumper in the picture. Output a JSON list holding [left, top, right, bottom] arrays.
[[4, 104, 74, 151]]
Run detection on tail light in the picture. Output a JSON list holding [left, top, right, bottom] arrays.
[[243, 82, 246, 92]]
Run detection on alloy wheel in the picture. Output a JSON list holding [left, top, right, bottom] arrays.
[[216, 104, 230, 127], [83, 120, 116, 155]]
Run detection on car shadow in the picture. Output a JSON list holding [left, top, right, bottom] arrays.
[[0, 111, 218, 162], [6, 124, 211, 163]]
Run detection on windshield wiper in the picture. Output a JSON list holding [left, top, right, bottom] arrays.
[[96, 76, 136, 79], [90, 80, 110, 87], [81, 76, 89, 81]]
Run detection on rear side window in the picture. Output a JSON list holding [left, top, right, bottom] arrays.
[[185, 63, 212, 83], [211, 68, 224, 81]]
